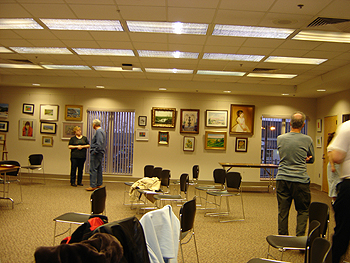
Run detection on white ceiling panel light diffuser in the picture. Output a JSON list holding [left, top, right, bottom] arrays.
[[138, 50, 199, 59], [0, 18, 43, 29], [127, 21, 208, 35], [145, 68, 193, 74], [9, 47, 72, 54], [40, 19, 123, 31], [293, 30, 350, 43], [93, 66, 142, 72], [203, 53, 264, 62], [0, 63, 43, 69], [41, 65, 91, 70], [247, 73, 297, 78], [73, 48, 134, 56], [197, 70, 245, 76], [0, 47, 13, 53], [213, 25, 294, 39], [265, 56, 327, 65]]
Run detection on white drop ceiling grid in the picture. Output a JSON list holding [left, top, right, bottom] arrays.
[[0, 0, 350, 97]]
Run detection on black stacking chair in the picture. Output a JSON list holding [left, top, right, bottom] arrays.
[[152, 167, 162, 179], [309, 202, 329, 238], [21, 154, 45, 184], [0, 160, 22, 208]]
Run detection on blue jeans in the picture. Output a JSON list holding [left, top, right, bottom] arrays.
[[89, 152, 103, 188]]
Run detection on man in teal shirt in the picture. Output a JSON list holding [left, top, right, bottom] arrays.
[[276, 111, 314, 236]]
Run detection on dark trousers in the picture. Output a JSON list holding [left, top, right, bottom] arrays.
[[89, 152, 103, 188], [70, 158, 86, 185], [276, 180, 311, 236], [332, 179, 350, 263]]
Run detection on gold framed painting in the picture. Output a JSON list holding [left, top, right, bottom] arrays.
[[65, 105, 83, 121], [230, 104, 255, 135], [42, 136, 53, 147], [151, 107, 176, 128], [205, 131, 227, 150]]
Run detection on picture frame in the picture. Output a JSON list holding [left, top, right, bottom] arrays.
[[40, 104, 59, 121], [180, 109, 199, 133], [135, 128, 149, 141], [235, 137, 248, 152], [183, 136, 195, 152], [40, 122, 56, 134], [0, 103, 9, 118], [152, 107, 176, 128], [0, 121, 9, 132], [19, 118, 36, 140], [205, 110, 228, 127], [316, 136, 322, 148], [230, 104, 255, 135], [316, 118, 322, 132], [42, 136, 53, 147], [138, 116, 147, 126], [0, 133, 6, 141], [158, 131, 169, 145], [23, 103, 34, 114], [204, 131, 227, 150], [342, 114, 350, 123], [65, 105, 83, 121], [62, 122, 83, 140]]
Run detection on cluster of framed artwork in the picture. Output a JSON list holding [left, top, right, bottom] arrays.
[[136, 105, 254, 152]]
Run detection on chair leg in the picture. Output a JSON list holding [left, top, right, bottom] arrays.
[[193, 233, 200, 263]]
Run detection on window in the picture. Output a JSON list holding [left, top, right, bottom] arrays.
[[85, 110, 135, 175], [260, 117, 308, 179]]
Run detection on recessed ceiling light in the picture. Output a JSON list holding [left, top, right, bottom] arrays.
[[212, 24, 294, 39], [32, 83, 41, 86], [145, 68, 193, 74], [223, 90, 232, 93], [293, 30, 350, 43], [41, 65, 91, 70], [73, 48, 134, 56], [317, 89, 326, 92], [197, 70, 245, 76], [0, 18, 43, 29], [282, 93, 290, 96], [127, 21, 208, 35], [93, 66, 142, 72], [40, 19, 123, 31], [96, 85, 105, 89], [0, 63, 43, 69], [0, 47, 13, 53], [10, 47, 72, 54], [265, 56, 327, 65], [138, 50, 199, 59], [159, 88, 167, 91], [203, 53, 264, 62], [247, 73, 297, 78]]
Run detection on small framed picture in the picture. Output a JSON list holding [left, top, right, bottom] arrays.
[[183, 136, 195, 152], [0, 103, 9, 118], [62, 122, 83, 140], [205, 110, 228, 127], [316, 118, 322, 132], [152, 107, 176, 128], [0, 121, 9, 132], [205, 131, 227, 150], [40, 104, 59, 121], [65, 105, 83, 121], [23, 103, 34, 114], [40, 122, 56, 134], [138, 116, 147, 126], [42, 136, 53, 147], [342, 114, 350, 123], [19, 119, 36, 140], [180, 109, 200, 133], [235, 137, 248, 152], [158, 131, 169, 145], [0, 133, 6, 141], [316, 136, 322, 148], [136, 128, 149, 141]]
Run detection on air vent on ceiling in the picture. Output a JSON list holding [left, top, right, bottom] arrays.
[[252, 68, 278, 73], [7, 59, 33, 64], [307, 17, 350, 27]]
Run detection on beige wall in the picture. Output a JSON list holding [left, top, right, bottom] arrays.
[[0, 86, 322, 182]]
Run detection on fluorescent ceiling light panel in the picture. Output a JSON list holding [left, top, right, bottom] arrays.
[[213, 24, 294, 39], [145, 68, 193, 74], [0, 63, 43, 69], [0, 18, 43, 29], [138, 50, 199, 59], [197, 70, 245, 76], [73, 48, 134, 56], [93, 66, 142, 72], [10, 47, 72, 54], [40, 19, 123, 31], [127, 21, 208, 35], [247, 73, 297, 78], [203, 53, 264, 62], [265, 56, 327, 65], [41, 65, 91, 70], [293, 30, 350, 43], [0, 47, 13, 53]]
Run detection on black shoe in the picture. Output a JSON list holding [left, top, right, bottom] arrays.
[[71, 183, 77, 187], [78, 183, 84, 186]]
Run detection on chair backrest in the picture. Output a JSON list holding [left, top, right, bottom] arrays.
[[309, 202, 329, 238], [160, 169, 171, 187], [305, 220, 321, 263], [226, 172, 242, 189], [0, 160, 20, 176], [213, 168, 226, 188], [144, 165, 154, 177], [152, 167, 162, 179], [91, 186, 106, 214], [180, 197, 196, 233], [29, 154, 43, 165], [180, 173, 189, 193], [192, 165, 199, 180], [309, 237, 331, 263]]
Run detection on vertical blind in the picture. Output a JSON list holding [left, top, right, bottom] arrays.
[[85, 110, 135, 175]]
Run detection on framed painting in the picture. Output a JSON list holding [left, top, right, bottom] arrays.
[[343, 114, 350, 123], [65, 105, 83, 121], [316, 136, 322, 148], [0, 103, 9, 118], [180, 109, 199, 133], [0, 121, 9, 132], [230, 104, 255, 135], [40, 122, 56, 134], [42, 136, 53, 147], [205, 110, 228, 127], [183, 136, 195, 152], [151, 107, 176, 128], [316, 118, 322, 132], [0, 133, 6, 141], [62, 122, 83, 140], [138, 116, 147, 126], [205, 131, 227, 150], [135, 128, 149, 141], [158, 131, 169, 144], [235, 137, 248, 152], [40, 104, 59, 121], [19, 118, 36, 140], [23, 103, 34, 114]]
